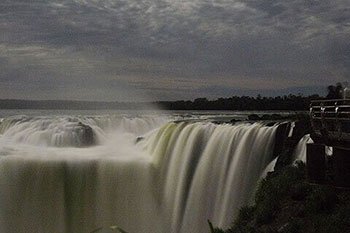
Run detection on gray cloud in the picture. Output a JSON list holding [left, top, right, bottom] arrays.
[[0, 0, 349, 101]]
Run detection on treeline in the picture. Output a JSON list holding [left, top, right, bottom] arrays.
[[0, 94, 322, 110], [157, 94, 322, 111]]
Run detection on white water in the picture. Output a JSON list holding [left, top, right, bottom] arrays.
[[0, 113, 279, 233], [293, 134, 333, 163], [293, 134, 313, 162]]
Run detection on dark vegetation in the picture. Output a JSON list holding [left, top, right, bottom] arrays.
[[4, 83, 348, 233], [0, 94, 321, 110], [1, 83, 346, 110], [160, 82, 346, 110], [208, 83, 349, 232], [209, 162, 350, 233], [158, 94, 320, 111], [326, 83, 344, 99]]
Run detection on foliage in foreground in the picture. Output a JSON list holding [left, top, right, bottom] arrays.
[[209, 162, 350, 233]]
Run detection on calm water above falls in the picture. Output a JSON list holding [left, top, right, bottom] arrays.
[[0, 110, 282, 233]]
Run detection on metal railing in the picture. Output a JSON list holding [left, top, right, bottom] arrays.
[[310, 99, 350, 144]]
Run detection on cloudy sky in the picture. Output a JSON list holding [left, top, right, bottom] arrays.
[[1, 0, 349, 101]]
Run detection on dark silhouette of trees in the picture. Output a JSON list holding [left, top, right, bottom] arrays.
[[157, 94, 321, 111], [0, 95, 322, 110], [326, 83, 343, 99], [0, 90, 332, 111], [0, 94, 324, 110]]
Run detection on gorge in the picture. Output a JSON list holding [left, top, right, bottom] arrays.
[[0, 112, 306, 233]]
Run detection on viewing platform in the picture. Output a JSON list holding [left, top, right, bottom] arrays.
[[307, 97, 350, 188], [310, 99, 350, 146]]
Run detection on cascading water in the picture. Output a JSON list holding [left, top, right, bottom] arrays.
[[293, 134, 313, 162], [141, 122, 278, 233], [0, 114, 279, 233], [0, 115, 169, 146], [293, 134, 333, 163]]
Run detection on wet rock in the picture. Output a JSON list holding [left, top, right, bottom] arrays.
[[76, 122, 95, 147], [135, 136, 144, 143], [180, 114, 193, 118], [275, 117, 312, 170], [230, 119, 241, 124], [248, 114, 261, 121], [271, 114, 284, 120], [261, 114, 272, 120], [266, 122, 277, 127], [261, 114, 284, 120], [273, 122, 291, 161]]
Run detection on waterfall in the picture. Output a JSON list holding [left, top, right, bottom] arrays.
[[141, 122, 277, 232], [293, 134, 333, 163], [0, 115, 169, 147], [0, 115, 279, 233], [293, 134, 313, 162]]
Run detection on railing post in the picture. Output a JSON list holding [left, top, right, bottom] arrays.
[[306, 143, 326, 184], [333, 146, 350, 188]]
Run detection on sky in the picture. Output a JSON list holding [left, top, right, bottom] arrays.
[[0, 0, 349, 101]]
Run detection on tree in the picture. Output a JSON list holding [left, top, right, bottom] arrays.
[[326, 83, 343, 99]]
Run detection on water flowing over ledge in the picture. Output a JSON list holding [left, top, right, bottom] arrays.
[[0, 115, 279, 233], [0, 115, 169, 147]]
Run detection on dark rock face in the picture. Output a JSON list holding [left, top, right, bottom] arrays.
[[271, 114, 285, 120], [266, 122, 277, 127], [248, 114, 261, 121], [306, 143, 327, 184], [230, 119, 241, 124], [275, 116, 312, 170], [273, 122, 291, 159], [135, 136, 144, 143], [261, 114, 272, 120], [76, 122, 95, 147], [333, 147, 350, 188], [237, 114, 314, 171], [249, 113, 287, 121]]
